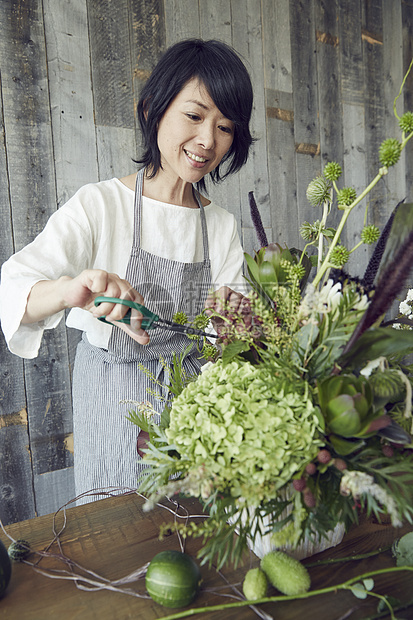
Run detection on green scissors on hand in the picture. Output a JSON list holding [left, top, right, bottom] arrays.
[[94, 296, 217, 339]]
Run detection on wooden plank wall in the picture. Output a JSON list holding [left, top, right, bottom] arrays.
[[0, 0, 412, 526]]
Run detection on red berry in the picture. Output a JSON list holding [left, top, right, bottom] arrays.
[[305, 462, 317, 476], [317, 449, 331, 464], [382, 444, 394, 458], [303, 489, 316, 508], [292, 478, 306, 492], [333, 458, 347, 471]]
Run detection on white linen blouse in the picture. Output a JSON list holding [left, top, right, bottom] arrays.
[[0, 178, 245, 358]]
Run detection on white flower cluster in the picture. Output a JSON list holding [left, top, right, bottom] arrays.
[[298, 279, 369, 323], [393, 288, 413, 329], [340, 470, 402, 527]]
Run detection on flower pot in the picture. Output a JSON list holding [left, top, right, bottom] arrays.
[[246, 518, 346, 560]]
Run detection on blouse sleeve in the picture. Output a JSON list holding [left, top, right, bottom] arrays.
[[209, 211, 248, 296], [0, 196, 93, 359]]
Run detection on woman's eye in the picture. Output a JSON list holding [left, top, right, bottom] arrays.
[[219, 125, 233, 134], [186, 113, 201, 121]]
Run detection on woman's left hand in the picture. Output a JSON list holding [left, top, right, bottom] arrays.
[[204, 286, 252, 332]]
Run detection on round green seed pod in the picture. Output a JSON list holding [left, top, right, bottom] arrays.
[[399, 111, 413, 134], [337, 187, 357, 207], [361, 225, 380, 245], [330, 245, 350, 267], [323, 161, 342, 181], [260, 550, 311, 596], [243, 567, 268, 600], [8, 540, 31, 562], [379, 138, 402, 167]]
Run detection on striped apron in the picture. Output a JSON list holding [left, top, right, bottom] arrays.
[[72, 168, 211, 504]]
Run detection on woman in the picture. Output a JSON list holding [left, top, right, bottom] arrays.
[[0, 39, 254, 502]]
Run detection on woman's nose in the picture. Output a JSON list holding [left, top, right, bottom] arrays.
[[197, 122, 215, 150]]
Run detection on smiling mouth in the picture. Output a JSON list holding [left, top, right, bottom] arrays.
[[184, 150, 208, 163]]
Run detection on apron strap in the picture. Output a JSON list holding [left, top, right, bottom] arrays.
[[133, 168, 210, 262]]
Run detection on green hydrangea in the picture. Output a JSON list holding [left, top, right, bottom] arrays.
[[166, 359, 323, 504], [379, 138, 402, 167]]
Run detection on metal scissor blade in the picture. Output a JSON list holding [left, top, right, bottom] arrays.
[[155, 318, 218, 339]]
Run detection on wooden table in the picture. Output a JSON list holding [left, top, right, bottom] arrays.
[[0, 493, 412, 619]]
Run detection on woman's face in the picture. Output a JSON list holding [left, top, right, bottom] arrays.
[[156, 78, 234, 186]]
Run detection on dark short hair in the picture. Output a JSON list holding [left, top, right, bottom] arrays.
[[136, 39, 254, 192]]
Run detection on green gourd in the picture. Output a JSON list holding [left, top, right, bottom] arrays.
[[146, 550, 202, 608], [243, 567, 268, 600], [260, 550, 310, 596]]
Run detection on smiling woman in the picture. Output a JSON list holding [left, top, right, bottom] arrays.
[[0, 38, 254, 506], [136, 38, 253, 195]]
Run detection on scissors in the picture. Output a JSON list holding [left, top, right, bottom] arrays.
[[94, 296, 217, 339]]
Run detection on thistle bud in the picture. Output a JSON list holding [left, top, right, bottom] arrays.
[[306, 176, 331, 207]]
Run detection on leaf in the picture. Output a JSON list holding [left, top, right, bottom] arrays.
[[221, 340, 252, 364], [244, 251, 261, 283], [339, 327, 413, 368], [342, 221, 413, 357], [363, 578, 374, 591], [329, 434, 365, 456], [350, 583, 368, 599], [376, 202, 413, 282], [377, 595, 400, 612]]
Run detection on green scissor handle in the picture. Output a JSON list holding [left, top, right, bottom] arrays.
[[94, 296, 159, 329]]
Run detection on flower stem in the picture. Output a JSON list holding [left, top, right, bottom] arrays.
[[304, 545, 391, 567], [312, 170, 386, 288], [158, 566, 413, 620]]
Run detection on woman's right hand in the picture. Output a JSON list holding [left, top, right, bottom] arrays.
[[23, 270, 150, 345]]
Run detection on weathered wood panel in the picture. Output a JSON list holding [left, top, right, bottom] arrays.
[[0, 0, 412, 526], [402, 0, 413, 201], [290, 0, 321, 250], [0, 73, 35, 525], [0, 0, 74, 523]]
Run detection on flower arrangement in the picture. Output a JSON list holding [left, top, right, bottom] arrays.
[[129, 62, 413, 570]]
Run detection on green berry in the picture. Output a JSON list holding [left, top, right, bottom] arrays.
[[330, 245, 350, 267], [243, 567, 268, 600], [361, 225, 380, 245], [306, 176, 331, 207], [323, 161, 342, 181], [337, 187, 357, 207], [261, 551, 311, 596], [399, 111, 413, 134], [379, 138, 402, 167]]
